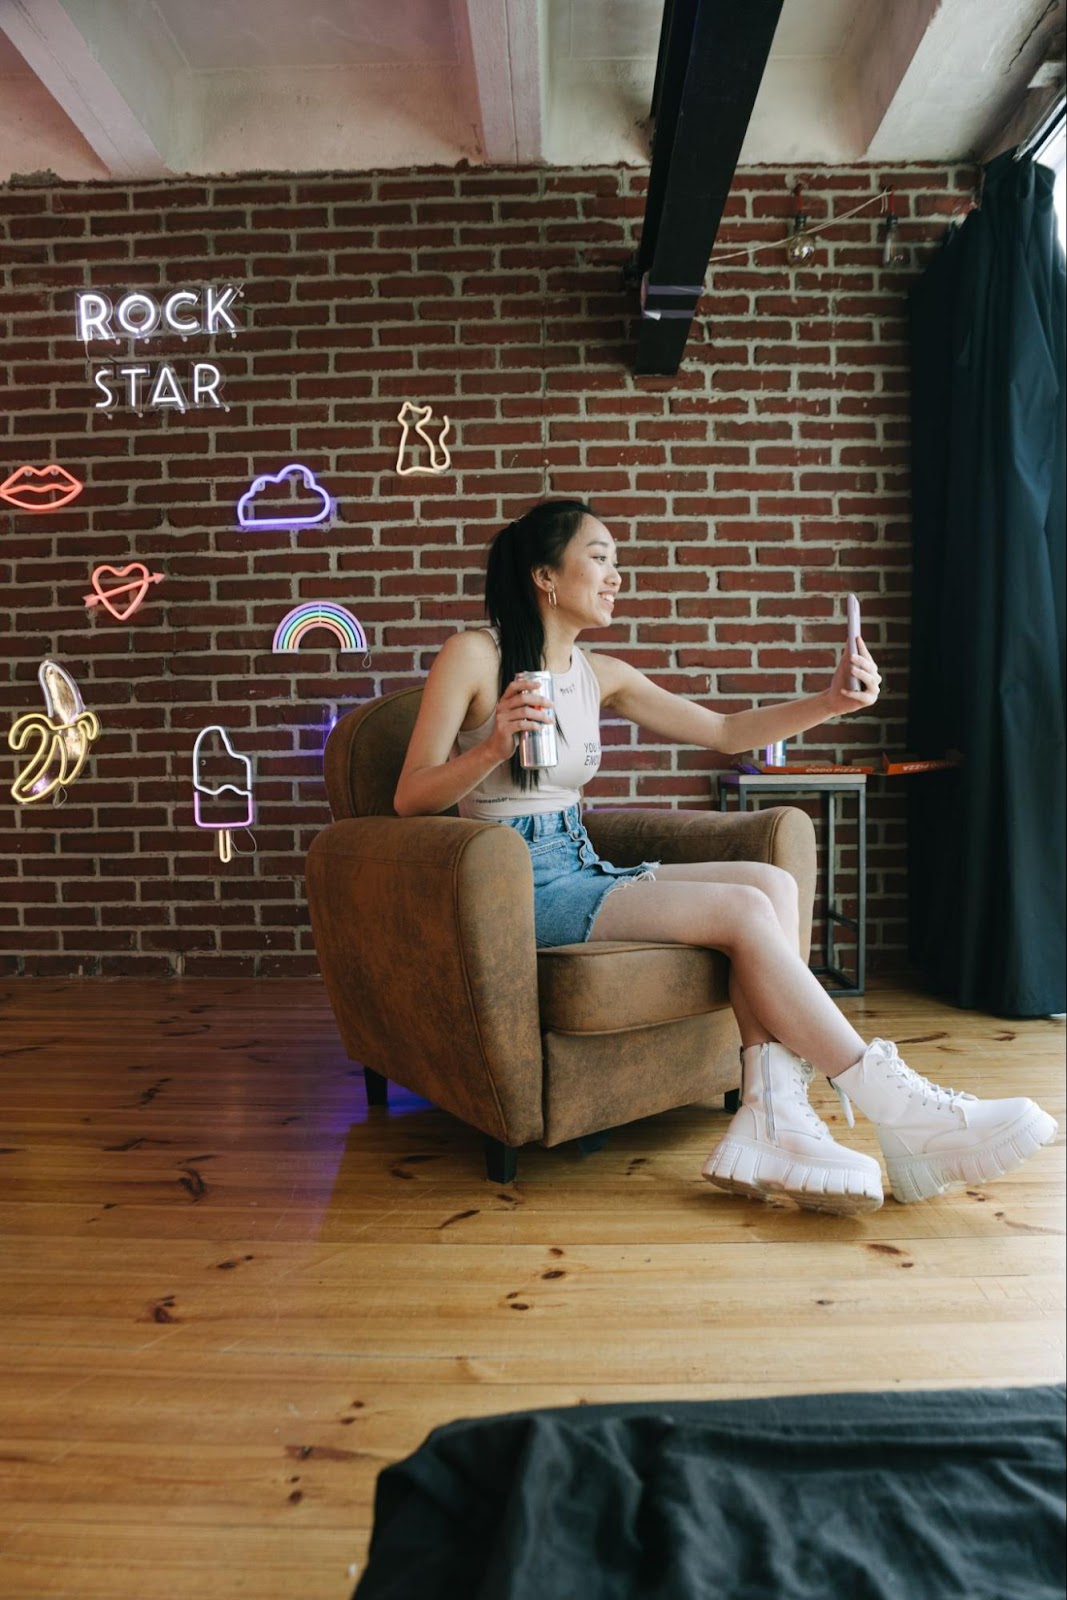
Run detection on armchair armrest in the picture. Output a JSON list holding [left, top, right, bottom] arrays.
[[583, 806, 817, 959], [306, 816, 544, 1145]]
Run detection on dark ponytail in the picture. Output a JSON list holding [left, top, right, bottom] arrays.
[[484, 499, 594, 792]]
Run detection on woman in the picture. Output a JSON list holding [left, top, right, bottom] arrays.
[[394, 500, 1057, 1214]]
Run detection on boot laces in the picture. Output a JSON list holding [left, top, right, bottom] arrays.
[[790, 1060, 833, 1139], [869, 1038, 973, 1110]]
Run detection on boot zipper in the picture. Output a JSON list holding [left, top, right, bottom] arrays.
[[761, 1044, 776, 1142]]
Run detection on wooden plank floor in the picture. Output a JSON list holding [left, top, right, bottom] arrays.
[[0, 978, 1063, 1599]]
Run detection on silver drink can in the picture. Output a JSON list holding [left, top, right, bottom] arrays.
[[516, 671, 559, 769], [764, 741, 787, 767]]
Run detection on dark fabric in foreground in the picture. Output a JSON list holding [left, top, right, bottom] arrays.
[[353, 1385, 1066, 1600]]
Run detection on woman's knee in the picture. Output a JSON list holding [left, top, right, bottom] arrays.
[[749, 862, 798, 911], [748, 863, 799, 941], [710, 884, 781, 949]]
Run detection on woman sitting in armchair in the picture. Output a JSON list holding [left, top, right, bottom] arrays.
[[394, 499, 1057, 1215]]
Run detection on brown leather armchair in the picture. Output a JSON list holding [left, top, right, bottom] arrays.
[[306, 688, 817, 1182]]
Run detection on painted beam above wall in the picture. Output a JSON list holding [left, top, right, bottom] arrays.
[[455, 0, 545, 163], [0, 0, 172, 177]]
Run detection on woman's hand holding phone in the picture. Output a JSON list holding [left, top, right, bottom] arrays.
[[847, 593, 862, 693], [826, 593, 881, 712]]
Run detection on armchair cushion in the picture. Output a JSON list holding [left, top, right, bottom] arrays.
[[537, 942, 730, 1033]]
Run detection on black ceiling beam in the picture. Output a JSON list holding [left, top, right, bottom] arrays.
[[634, 0, 785, 376]]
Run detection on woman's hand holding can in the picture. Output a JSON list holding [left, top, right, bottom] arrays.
[[485, 677, 554, 764]]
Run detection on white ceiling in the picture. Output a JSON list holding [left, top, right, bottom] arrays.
[[0, 0, 1062, 182]]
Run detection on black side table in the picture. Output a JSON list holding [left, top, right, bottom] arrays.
[[717, 771, 867, 996]]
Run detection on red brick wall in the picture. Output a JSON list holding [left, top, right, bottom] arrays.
[[1, 162, 974, 977]]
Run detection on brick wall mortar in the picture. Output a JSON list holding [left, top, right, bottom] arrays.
[[1, 162, 975, 976]]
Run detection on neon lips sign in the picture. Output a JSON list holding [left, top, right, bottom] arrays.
[[0, 464, 84, 513], [75, 285, 242, 413]]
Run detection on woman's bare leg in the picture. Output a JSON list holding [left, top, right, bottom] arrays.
[[651, 863, 799, 1049], [589, 877, 865, 1076]]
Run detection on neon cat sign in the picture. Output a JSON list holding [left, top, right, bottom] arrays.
[[75, 285, 242, 414]]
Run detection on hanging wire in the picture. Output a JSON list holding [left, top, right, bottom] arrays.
[[707, 188, 891, 264]]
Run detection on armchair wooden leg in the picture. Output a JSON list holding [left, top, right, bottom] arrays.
[[723, 1088, 741, 1114], [577, 1130, 609, 1154], [484, 1137, 518, 1184], [363, 1066, 388, 1107]]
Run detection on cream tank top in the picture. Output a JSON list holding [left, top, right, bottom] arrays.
[[453, 627, 603, 819]]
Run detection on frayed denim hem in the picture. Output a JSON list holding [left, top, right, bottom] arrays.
[[580, 861, 660, 942]]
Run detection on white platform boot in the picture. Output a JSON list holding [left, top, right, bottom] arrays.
[[832, 1038, 1059, 1204], [703, 1041, 884, 1215]]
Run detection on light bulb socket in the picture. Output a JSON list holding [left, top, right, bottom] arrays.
[[881, 211, 907, 267]]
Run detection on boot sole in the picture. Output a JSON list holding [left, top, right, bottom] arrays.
[[885, 1107, 1059, 1204], [703, 1140, 883, 1216]]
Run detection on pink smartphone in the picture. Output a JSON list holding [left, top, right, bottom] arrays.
[[846, 593, 861, 692]]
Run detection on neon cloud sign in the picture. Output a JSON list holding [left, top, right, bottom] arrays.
[[84, 563, 165, 622], [75, 284, 242, 414], [192, 725, 255, 864], [8, 660, 101, 806], [0, 464, 84, 513], [237, 464, 334, 530], [272, 603, 368, 654]]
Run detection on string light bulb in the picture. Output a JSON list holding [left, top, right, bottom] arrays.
[[881, 189, 908, 267], [785, 183, 816, 266]]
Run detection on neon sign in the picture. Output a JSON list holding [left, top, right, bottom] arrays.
[[0, 464, 84, 513], [92, 364, 222, 412], [84, 563, 165, 621], [237, 464, 334, 530], [395, 401, 452, 476], [75, 284, 242, 414], [8, 660, 101, 806], [192, 725, 255, 864], [75, 287, 242, 342], [272, 603, 367, 653]]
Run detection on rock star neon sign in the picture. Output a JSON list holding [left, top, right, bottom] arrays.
[[75, 285, 242, 414]]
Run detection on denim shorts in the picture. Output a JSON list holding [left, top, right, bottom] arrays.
[[501, 803, 660, 949]]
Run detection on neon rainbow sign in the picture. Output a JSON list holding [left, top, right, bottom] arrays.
[[272, 603, 368, 653]]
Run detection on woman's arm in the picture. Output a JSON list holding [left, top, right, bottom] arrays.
[[393, 633, 556, 816], [393, 634, 503, 817], [598, 638, 880, 756]]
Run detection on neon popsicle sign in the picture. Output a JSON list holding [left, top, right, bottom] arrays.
[[192, 725, 255, 863], [75, 285, 242, 413]]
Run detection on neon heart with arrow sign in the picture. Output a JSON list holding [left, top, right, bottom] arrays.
[[84, 563, 165, 621]]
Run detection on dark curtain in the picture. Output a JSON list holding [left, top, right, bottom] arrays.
[[908, 150, 1066, 1018]]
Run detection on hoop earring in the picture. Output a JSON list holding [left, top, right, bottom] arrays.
[[548, 589, 557, 608]]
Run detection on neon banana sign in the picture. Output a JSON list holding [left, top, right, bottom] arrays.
[[8, 661, 101, 806]]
